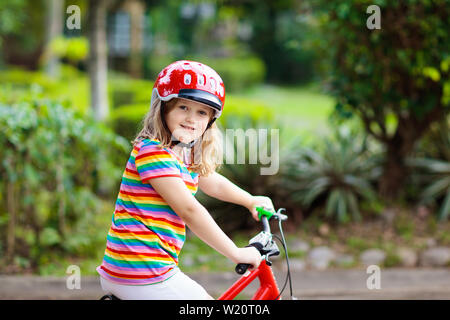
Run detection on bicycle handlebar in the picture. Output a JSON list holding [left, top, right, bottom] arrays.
[[235, 208, 287, 275]]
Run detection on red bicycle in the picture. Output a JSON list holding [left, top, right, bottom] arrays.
[[218, 207, 294, 300], [101, 207, 295, 300]]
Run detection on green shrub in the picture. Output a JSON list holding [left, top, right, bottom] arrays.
[[0, 87, 130, 271], [0, 65, 90, 113], [49, 36, 89, 63], [0, 66, 155, 115]]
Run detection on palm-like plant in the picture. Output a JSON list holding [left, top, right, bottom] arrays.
[[407, 157, 450, 221], [408, 121, 450, 221], [280, 127, 381, 223]]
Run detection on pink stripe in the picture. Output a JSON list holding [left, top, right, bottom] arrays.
[[100, 261, 172, 274], [106, 242, 165, 253], [113, 206, 184, 223]]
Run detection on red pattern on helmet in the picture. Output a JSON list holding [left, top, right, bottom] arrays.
[[152, 60, 225, 118]]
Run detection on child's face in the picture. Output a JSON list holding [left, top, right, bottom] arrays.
[[165, 98, 214, 144]]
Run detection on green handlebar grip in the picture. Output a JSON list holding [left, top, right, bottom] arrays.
[[256, 206, 275, 220]]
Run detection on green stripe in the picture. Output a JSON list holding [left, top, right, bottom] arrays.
[[138, 161, 179, 170], [107, 234, 161, 247], [104, 255, 173, 267], [116, 198, 172, 209]]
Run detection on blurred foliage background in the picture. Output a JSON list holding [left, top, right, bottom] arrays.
[[0, 0, 449, 275]]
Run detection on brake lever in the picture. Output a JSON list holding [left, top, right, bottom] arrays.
[[274, 208, 288, 221]]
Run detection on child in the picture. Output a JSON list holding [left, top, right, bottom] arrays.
[[97, 60, 275, 300]]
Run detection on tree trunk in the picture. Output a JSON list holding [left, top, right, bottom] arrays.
[[378, 118, 424, 200], [125, 0, 144, 78], [45, 0, 63, 78], [379, 142, 409, 200], [88, 0, 109, 121], [378, 103, 445, 200]]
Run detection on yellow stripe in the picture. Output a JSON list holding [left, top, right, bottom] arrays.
[[108, 229, 160, 241], [123, 171, 140, 179], [136, 154, 175, 165]]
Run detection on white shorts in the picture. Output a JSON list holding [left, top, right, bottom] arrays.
[[99, 268, 212, 300]]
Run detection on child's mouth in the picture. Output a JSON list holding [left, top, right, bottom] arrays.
[[181, 124, 195, 131]]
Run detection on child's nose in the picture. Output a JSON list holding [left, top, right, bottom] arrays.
[[185, 110, 195, 122]]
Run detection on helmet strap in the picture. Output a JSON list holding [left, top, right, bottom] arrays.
[[206, 118, 216, 130]]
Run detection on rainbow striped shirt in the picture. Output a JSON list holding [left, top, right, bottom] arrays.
[[97, 138, 199, 285]]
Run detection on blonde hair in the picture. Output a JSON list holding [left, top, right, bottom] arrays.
[[132, 97, 223, 176]]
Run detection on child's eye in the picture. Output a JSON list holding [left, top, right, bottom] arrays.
[[179, 105, 187, 110], [199, 111, 208, 116]]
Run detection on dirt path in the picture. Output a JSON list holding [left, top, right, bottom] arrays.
[[1, 267, 449, 300]]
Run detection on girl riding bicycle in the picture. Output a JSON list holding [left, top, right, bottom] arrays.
[[96, 60, 275, 300]]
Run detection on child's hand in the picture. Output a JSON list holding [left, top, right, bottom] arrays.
[[247, 196, 275, 221], [232, 246, 262, 270]]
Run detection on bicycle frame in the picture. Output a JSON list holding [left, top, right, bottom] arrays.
[[218, 259, 281, 300]]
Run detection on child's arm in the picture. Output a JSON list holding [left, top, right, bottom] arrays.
[[199, 172, 275, 221], [149, 176, 261, 268]]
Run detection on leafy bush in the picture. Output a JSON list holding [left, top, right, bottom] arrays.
[[0, 87, 130, 272], [48, 36, 89, 63], [0, 66, 90, 113], [0, 66, 155, 115]]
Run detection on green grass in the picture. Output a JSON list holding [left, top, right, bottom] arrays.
[[236, 83, 336, 135]]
